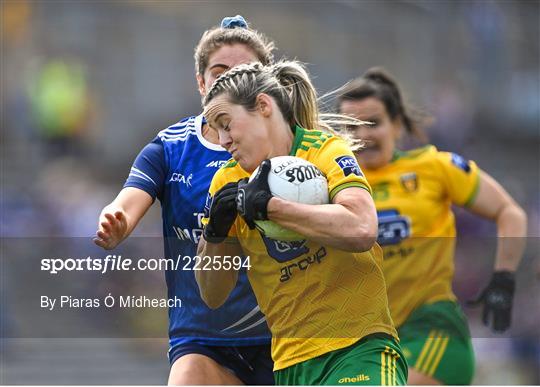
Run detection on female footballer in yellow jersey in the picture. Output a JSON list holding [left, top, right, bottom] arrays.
[[195, 61, 408, 385], [337, 68, 527, 385]]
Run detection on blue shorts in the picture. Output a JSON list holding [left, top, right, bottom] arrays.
[[168, 343, 275, 385]]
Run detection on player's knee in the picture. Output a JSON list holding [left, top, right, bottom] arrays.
[[169, 354, 211, 385], [168, 354, 241, 385]]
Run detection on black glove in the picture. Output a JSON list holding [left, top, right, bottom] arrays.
[[203, 182, 239, 243], [237, 159, 273, 229], [467, 271, 515, 333]]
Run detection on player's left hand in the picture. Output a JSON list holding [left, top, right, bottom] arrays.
[[203, 181, 240, 243], [237, 159, 273, 229], [467, 271, 515, 333]]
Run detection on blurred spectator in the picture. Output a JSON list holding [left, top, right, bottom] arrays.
[[26, 57, 93, 155]]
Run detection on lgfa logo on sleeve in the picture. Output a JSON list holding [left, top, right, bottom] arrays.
[[334, 156, 363, 177]]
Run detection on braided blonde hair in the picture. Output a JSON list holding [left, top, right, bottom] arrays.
[[203, 60, 367, 149]]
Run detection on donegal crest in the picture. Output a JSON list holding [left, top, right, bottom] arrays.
[[400, 172, 418, 192]]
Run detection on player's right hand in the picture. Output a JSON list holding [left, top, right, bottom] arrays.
[[203, 182, 239, 243], [93, 210, 128, 250]]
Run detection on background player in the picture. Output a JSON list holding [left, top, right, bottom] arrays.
[[196, 61, 407, 385], [337, 68, 527, 385], [94, 16, 276, 385]]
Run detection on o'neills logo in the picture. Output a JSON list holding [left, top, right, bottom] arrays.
[[338, 374, 371, 383]]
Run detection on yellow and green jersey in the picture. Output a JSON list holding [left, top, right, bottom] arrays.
[[363, 145, 480, 327], [205, 127, 397, 371]]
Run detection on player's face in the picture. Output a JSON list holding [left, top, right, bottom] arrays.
[[205, 95, 271, 172], [197, 44, 260, 97], [340, 97, 401, 170]]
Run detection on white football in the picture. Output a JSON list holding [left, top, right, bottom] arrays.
[[251, 156, 329, 241]]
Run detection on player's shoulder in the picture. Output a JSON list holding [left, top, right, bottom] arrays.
[[434, 148, 475, 175], [302, 127, 335, 144], [395, 145, 475, 178], [296, 127, 335, 152], [293, 127, 350, 163], [156, 115, 198, 143]]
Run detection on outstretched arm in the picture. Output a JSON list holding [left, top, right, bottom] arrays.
[[466, 170, 527, 332], [94, 139, 164, 250]]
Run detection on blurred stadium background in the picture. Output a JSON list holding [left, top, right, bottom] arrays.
[[1, 0, 538, 384]]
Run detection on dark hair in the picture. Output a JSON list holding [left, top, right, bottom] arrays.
[[337, 67, 427, 141], [194, 22, 275, 76]]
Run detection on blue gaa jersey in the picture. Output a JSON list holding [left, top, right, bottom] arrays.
[[124, 114, 270, 348]]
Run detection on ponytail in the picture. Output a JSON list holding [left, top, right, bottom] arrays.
[[270, 61, 319, 131]]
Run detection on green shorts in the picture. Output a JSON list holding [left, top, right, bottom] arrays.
[[274, 334, 408, 385], [398, 301, 475, 385]]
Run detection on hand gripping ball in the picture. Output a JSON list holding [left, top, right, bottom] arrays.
[[251, 156, 329, 241]]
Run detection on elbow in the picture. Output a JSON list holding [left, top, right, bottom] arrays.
[[498, 201, 528, 235], [516, 204, 527, 225], [342, 225, 377, 252], [352, 231, 376, 252], [512, 204, 528, 234], [354, 215, 378, 251], [338, 200, 378, 252]]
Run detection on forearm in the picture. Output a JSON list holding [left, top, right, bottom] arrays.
[[494, 203, 527, 272], [195, 238, 240, 309], [267, 195, 376, 251]]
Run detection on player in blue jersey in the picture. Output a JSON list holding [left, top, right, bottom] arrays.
[[94, 16, 276, 385]]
